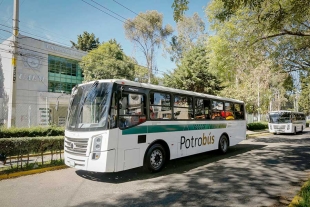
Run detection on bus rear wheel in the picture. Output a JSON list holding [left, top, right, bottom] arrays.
[[218, 134, 229, 154], [294, 127, 297, 135], [144, 144, 166, 173]]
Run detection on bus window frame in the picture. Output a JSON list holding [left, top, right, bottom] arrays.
[[149, 90, 172, 120], [115, 85, 148, 130], [172, 93, 194, 120]]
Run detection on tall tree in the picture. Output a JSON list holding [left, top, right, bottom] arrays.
[[168, 13, 207, 62], [81, 41, 135, 81], [70, 31, 100, 51], [163, 46, 223, 94], [124, 10, 173, 83]]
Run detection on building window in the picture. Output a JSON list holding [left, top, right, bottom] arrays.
[[48, 55, 83, 93]]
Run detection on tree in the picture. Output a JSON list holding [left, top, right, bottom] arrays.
[[80, 41, 135, 81], [163, 46, 223, 95], [168, 13, 207, 62], [70, 31, 100, 51], [124, 10, 173, 83], [172, 0, 189, 22]]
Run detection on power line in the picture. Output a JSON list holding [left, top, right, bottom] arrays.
[[0, 33, 168, 74], [0, 23, 73, 47]]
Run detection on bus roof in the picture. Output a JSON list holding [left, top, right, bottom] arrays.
[[81, 79, 244, 104]]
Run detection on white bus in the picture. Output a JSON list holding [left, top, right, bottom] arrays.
[[268, 111, 306, 134], [64, 79, 246, 173]]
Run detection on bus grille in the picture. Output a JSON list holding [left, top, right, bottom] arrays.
[[273, 125, 286, 129], [65, 137, 89, 156]]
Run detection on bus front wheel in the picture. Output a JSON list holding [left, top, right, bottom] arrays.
[[144, 144, 166, 173], [218, 134, 229, 154]]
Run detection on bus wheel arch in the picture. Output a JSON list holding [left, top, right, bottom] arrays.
[[143, 140, 170, 172], [218, 133, 230, 154]]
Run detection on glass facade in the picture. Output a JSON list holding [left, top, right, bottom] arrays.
[[48, 55, 84, 94]]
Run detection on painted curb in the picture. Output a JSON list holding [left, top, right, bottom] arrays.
[[288, 176, 310, 207], [0, 165, 68, 180]]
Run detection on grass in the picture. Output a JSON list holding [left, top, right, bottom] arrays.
[[0, 159, 65, 175], [290, 179, 310, 207]]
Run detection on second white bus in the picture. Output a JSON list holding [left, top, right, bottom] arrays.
[[268, 111, 306, 134]]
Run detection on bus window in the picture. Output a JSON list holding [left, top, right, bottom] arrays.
[[174, 95, 193, 120], [150, 92, 172, 119], [194, 99, 211, 120], [211, 100, 225, 120], [224, 102, 235, 120], [118, 93, 146, 129], [234, 103, 245, 120]]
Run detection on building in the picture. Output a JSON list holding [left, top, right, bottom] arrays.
[[0, 34, 87, 127]]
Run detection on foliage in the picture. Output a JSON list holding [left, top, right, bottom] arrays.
[[167, 13, 207, 63], [70, 31, 100, 51], [247, 122, 268, 130], [81, 40, 135, 82], [163, 46, 223, 94], [0, 126, 64, 138], [299, 73, 310, 115], [124, 10, 173, 83], [172, 0, 189, 22], [290, 180, 310, 207], [0, 136, 64, 168]]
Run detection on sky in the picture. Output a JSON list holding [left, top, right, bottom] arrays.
[[0, 0, 211, 77]]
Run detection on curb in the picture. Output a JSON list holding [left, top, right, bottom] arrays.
[[288, 174, 310, 207], [246, 132, 271, 139], [0, 165, 68, 180]]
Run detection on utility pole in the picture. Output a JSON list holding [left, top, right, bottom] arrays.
[[7, 0, 19, 127]]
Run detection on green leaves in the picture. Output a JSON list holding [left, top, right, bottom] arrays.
[[70, 31, 101, 52], [81, 41, 135, 82], [163, 46, 223, 95], [124, 10, 173, 83]]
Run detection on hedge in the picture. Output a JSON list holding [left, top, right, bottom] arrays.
[[247, 122, 268, 130], [0, 136, 64, 167], [0, 126, 64, 138], [0, 136, 64, 156]]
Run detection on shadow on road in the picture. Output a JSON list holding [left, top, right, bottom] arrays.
[[75, 143, 266, 184], [73, 143, 310, 207]]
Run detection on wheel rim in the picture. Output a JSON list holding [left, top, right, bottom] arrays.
[[220, 137, 228, 152], [150, 149, 163, 170]]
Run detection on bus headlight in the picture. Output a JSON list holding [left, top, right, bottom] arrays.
[[287, 124, 290, 130], [92, 135, 102, 152]]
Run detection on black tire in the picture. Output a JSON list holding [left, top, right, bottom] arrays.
[[144, 144, 166, 173], [294, 127, 297, 135], [218, 134, 229, 154], [301, 126, 304, 133]]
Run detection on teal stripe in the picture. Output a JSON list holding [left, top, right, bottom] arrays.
[[122, 123, 227, 135]]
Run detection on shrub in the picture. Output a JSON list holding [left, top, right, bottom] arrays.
[[247, 122, 268, 130], [0, 136, 64, 167], [0, 126, 64, 138], [0, 136, 64, 156]]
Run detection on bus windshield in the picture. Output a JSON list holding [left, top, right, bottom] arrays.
[[66, 82, 113, 131], [269, 112, 291, 123]]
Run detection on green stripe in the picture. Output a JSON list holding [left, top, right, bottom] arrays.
[[122, 124, 227, 135]]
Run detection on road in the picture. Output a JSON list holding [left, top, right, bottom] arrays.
[[1, 130, 310, 207]]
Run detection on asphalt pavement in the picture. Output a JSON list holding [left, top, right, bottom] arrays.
[[1, 129, 310, 207]]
